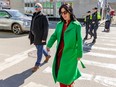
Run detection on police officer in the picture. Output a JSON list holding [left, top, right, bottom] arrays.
[[90, 7, 101, 43], [84, 11, 92, 40]]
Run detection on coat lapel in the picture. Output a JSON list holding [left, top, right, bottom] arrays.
[[57, 22, 64, 41], [65, 21, 75, 32]]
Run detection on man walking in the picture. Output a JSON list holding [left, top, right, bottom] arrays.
[[29, 3, 50, 72], [90, 7, 101, 43], [83, 11, 92, 40]]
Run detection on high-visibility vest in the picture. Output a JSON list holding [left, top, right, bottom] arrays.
[[84, 15, 92, 22], [97, 12, 101, 20]]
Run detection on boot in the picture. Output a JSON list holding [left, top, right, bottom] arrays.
[[83, 37, 87, 40], [32, 66, 39, 72], [92, 39, 96, 44], [44, 55, 51, 63]]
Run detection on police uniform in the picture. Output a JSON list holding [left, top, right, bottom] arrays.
[[84, 11, 92, 40], [90, 8, 101, 43]]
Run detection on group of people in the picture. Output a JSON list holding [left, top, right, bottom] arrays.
[[104, 9, 115, 32], [84, 7, 115, 44], [83, 7, 101, 44], [29, 2, 84, 87], [103, 11, 112, 32]]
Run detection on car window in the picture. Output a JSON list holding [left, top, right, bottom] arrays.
[[0, 11, 9, 18], [8, 10, 25, 17]]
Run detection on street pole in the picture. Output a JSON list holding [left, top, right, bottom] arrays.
[[53, 0, 57, 17], [101, 0, 105, 20]]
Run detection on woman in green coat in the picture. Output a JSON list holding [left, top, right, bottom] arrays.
[[46, 3, 83, 87]]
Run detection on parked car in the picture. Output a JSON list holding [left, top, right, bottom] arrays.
[[0, 9, 31, 34], [25, 13, 33, 17]]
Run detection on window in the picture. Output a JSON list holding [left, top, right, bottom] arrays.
[[0, 11, 9, 18]]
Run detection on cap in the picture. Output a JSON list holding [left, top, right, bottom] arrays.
[[93, 7, 98, 10], [87, 11, 91, 13]]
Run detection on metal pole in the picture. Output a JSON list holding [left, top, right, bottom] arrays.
[[53, 0, 57, 17], [101, 0, 105, 19]]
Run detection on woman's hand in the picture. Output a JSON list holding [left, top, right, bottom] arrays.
[[78, 58, 81, 61], [42, 40, 46, 42], [46, 47, 50, 52]]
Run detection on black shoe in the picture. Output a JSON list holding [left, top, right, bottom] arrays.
[[88, 32, 94, 36], [106, 29, 110, 32], [84, 37, 87, 40], [92, 39, 96, 44], [89, 35, 92, 39]]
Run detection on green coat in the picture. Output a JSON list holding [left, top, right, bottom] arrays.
[[47, 20, 83, 85]]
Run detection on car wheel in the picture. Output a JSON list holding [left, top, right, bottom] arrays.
[[12, 24, 22, 34]]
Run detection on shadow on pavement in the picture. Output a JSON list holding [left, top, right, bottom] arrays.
[[83, 41, 94, 54], [0, 68, 33, 87]]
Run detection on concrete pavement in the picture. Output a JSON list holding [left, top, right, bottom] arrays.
[[0, 26, 116, 87]]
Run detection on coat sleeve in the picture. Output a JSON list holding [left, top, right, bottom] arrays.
[[47, 25, 57, 48], [42, 15, 49, 41], [28, 31, 34, 45], [76, 23, 83, 58]]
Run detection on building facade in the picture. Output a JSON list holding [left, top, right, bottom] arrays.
[[10, 0, 96, 18], [10, 0, 24, 13], [9, 0, 116, 19]]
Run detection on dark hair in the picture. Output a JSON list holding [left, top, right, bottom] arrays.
[[87, 11, 91, 13], [93, 7, 98, 10], [59, 3, 77, 22]]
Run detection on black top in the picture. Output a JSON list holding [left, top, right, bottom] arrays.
[[29, 11, 49, 45]]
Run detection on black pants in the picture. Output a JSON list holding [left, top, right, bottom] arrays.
[[84, 24, 90, 39], [90, 23, 98, 40], [105, 20, 111, 30]]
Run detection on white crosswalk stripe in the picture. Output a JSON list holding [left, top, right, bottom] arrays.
[[23, 82, 48, 87], [0, 27, 116, 87], [82, 59, 116, 70], [84, 45, 116, 51], [85, 52, 116, 59], [97, 36, 116, 40], [43, 66, 93, 81], [0, 47, 35, 72], [42, 66, 116, 87], [94, 75, 116, 87], [96, 43, 116, 47], [82, 29, 116, 87], [101, 39, 116, 42]]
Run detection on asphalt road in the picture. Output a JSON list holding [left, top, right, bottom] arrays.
[[0, 25, 116, 87]]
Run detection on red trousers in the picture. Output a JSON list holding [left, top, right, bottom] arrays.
[[60, 82, 74, 87]]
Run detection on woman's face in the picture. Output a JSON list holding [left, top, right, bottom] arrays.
[[61, 8, 71, 21]]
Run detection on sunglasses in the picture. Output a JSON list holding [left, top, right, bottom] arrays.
[[60, 11, 68, 15], [34, 5, 40, 8]]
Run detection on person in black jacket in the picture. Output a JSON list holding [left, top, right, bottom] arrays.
[[90, 7, 101, 43], [29, 3, 50, 72], [104, 11, 111, 32], [83, 11, 92, 40]]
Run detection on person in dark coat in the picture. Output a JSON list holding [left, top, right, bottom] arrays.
[[83, 11, 92, 40], [104, 11, 111, 32], [29, 3, 51, 72], [90, 7, 101, 43]]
